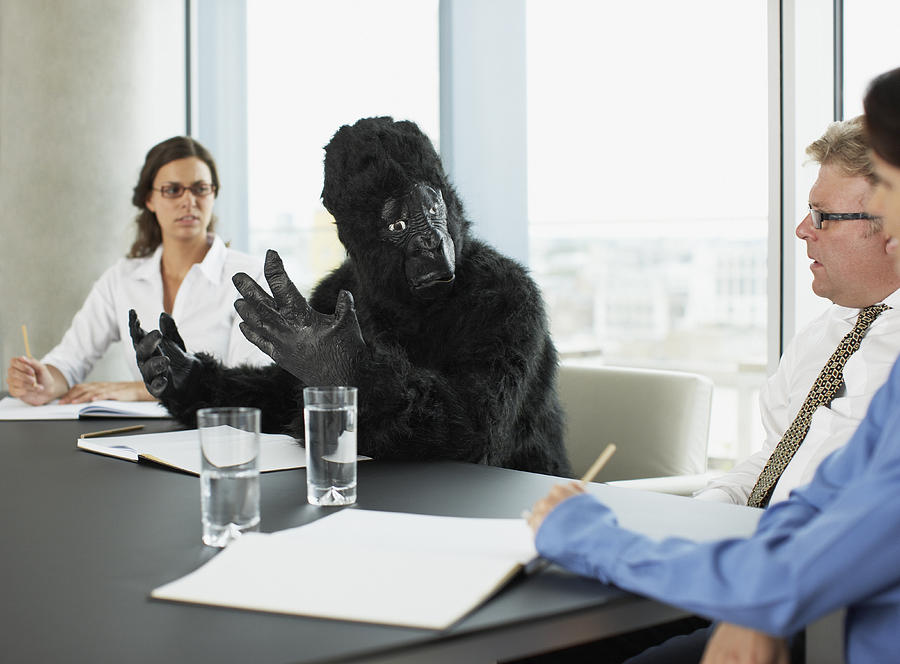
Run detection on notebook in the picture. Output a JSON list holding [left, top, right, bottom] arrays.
[[151, 509, 537, 629], [77, 426, 308, 475], [0, 396, 169, 420]]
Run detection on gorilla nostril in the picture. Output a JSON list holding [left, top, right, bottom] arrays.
[[409, 230, 440, 253]]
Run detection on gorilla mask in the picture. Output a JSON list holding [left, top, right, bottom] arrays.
[[380, 183, 455, 299], [322, 117, 467, 302]]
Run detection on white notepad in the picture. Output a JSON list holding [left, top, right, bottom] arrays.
[[151, 509, 537, 629], [77, 426, 308, 475], [0, 396, 170, 420]]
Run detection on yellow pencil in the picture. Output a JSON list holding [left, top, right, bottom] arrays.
[[580, 443, 617, 484], [522, 443, 618, 576], [521, 443, 617, 521], [79, 425, 145, 439], [21, 324, 33, 359]]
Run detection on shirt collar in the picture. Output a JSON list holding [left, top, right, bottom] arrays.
[[131, 234, 226, 284], [832, 287, 900, 322], [197, 234, 228, 285], [133, 244, 164, 281], [881, 287, 900, 310]]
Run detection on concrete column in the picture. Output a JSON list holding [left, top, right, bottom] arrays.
[[0, 0, 185, 384]]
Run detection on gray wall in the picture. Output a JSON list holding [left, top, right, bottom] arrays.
[[0, 0, 186, 384]]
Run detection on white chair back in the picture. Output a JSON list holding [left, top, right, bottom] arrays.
[[558, 362, 713, 482]]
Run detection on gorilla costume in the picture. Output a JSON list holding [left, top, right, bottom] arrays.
[[131, 117, 570, 476]]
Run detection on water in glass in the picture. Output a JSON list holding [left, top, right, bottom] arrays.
[[201, 459, 260, 547], [305, 404, 357, 505]]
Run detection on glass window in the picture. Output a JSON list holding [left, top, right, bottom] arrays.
[[526, 0, 770, 464], [843, 0, 900, 118], [790, 1, 836, 338], [245, 0, 440, 292]]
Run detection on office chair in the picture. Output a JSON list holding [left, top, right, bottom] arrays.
[[557, 361, 715, 493]]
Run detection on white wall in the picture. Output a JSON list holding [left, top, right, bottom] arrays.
[[0, 0, 186, 384]]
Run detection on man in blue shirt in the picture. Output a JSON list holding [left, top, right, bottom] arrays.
[[528, 67, 900, 664]]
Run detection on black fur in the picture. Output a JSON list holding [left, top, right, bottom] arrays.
[[162, 117, 569, 476]]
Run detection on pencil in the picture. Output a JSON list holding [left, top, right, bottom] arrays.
[[520, 443, 617, 522], [21, 324, 33, 359], [79, 425, 145, 439], [579, 443, 617, 484], [522, 444, 618, 577]]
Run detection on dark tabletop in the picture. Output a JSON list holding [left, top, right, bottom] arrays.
[[0, 417, 759, 663]]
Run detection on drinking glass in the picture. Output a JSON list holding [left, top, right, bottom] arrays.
[[303, 387, 358, 506], [197, 407, 261, 547]]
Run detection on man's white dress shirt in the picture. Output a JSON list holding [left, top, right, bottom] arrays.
[[696, 288, 900, 506], [42, 234, 270, 388]]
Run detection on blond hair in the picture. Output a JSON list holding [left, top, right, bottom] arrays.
[[806, 116, 874, 180], [806, 116, 880, 233]]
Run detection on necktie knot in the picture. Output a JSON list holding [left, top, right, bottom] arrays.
[[857, 303, 890, 328]]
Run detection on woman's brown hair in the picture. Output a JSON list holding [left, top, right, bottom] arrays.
[[128, 136, 220, 258]]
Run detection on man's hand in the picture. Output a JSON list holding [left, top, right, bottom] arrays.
[[232, 249, 365, 386], [700, 622, 790, 664], [527, 481, 586, 535], [128, 310, 199, 399]]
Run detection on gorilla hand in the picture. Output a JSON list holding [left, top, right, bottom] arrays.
[[232, 249, 365, 386], [128, 309, 200, 399]]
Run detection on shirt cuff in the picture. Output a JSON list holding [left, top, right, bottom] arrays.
[[39, 353, 78, 390], [535, 493, 638, 584]]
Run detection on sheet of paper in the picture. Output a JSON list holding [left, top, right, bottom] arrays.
[[77, 426, 308, 474], [152, 509, 537, 629], [0, 396, 169, 420]]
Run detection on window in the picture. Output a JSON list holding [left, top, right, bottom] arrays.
[[196, 0, 897, 467], [526, 0, 770, 463], [244, 0, 440, 292], [843, 0, 900, 118]]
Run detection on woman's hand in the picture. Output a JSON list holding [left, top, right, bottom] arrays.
[[700, 622, 790, 664], [6, 356, 66, 406], [59, 381, 154, 404], [526, 481, 586, 535]]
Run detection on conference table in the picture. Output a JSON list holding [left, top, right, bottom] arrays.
[[1, 415, 762, 663]]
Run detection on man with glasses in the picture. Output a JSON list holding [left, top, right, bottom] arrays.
[[527, 66, 900, 659], [694, 116, 900, 509], [627, 116, 900, 662], [520, 117, 900, 664]]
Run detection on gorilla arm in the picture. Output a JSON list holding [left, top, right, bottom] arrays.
[[129, 309, 299, 432]]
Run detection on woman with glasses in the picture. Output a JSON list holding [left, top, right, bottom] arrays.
[[6, 136, 268, 406]]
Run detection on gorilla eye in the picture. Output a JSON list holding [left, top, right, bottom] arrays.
[[388, 220, 407, 232]]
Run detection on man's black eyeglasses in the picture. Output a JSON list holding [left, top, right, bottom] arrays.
[[808, 204, 877, 230]]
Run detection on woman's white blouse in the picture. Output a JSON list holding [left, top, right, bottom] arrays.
[[42, 235, 271, 387]]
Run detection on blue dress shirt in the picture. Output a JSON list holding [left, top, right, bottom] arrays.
[[537, 357, 900, 664]]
